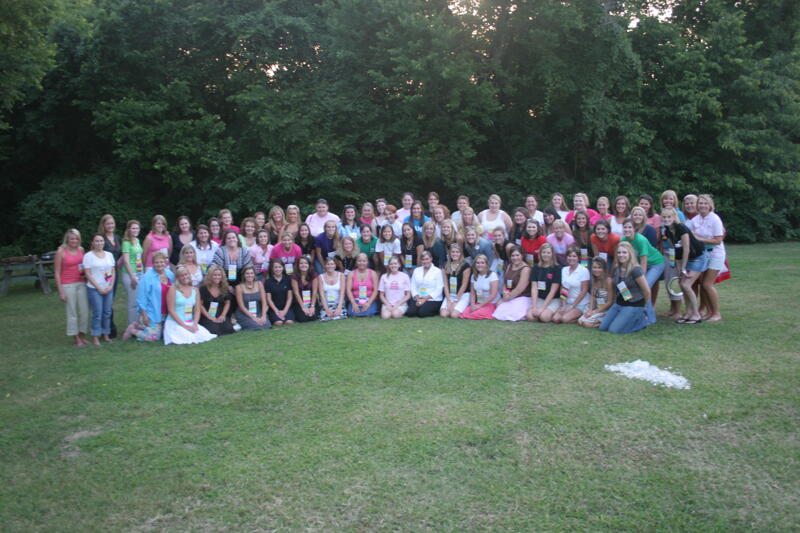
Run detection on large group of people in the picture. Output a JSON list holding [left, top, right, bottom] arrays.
[[53, 191, 728, 346]]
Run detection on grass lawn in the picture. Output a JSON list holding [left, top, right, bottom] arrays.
[[1, 243, 798, 531]]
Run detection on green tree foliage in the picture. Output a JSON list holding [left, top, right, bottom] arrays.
[[1, 0, 797, 252]]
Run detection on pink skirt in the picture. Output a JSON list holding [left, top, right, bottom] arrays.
[[493, 296, 531, 322], [460, 303, 497, 320]]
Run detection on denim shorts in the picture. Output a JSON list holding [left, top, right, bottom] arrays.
[[686, 252, 709, 273]]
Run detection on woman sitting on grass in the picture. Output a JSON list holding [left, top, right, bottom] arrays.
[[163, 266, 217, 345], [600, 242, 653, 334]]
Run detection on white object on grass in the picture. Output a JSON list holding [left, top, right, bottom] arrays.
[[604, 360, 690, 390]]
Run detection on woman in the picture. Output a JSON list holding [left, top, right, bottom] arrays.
[[346, 253, 380, 317], [120, 220, 144, 326], [99, 214, 122, 337], [426, 191, 440, 216], [405, 251, 444, 318], [338, 204, 361, 240], [379, 256, 412, 319], [595, 196, 613, 222], [170, 216, 195, 266], [683, 194, 699, 221], [600, 242, 653, 334], [376, 224, 401, 273], [610, 195, 631, 236], [239, 217, 258, 249], [335, 236, 359, 275], [491, 228, 510, 276], [235, 265, 271, 330], [405, 200, 429, 235], [524, 195, 545, 224], [285, 205, 302, 236], [638, 194, 662, 229], [198, 265, 236, 336], [84, 233, 116, 345], [54, 228, 89, 346], [542, 206, 566, 237], [177, 244, 203, 287], [421, 221, 446, 267], [374, 198, 388, 228], [550, 192, 570, 221], [570, 211, 593, 267], [124, 252, 174, 342], [452, 195, 469, 226], [250, 229, 273, 278], [254, 211, 266, 231], [439, 219, 461, 249], [462, 227, 494, 266], [440, 243, 471, 318], [266, 206, 287, 243], [271, 231, 302, 275], [219, 208, 239, 234], [142, 214, 172, 270], [546, 220, 576, 266], [690, 194, 726, 322], [565, 193, 601, 226], [630, 206, 658, 247], [314, 220, 341, 274], [294, 223, 316, 259], [188, 224, 218, 274], [212, 230, 253, 287], [460, 254, 499, 319], [290, 255, 319, 322], [577, 257, 612, 328], [163, 266, 217, 345], [492, 246, 531, 321], [264, 259, 295, 326], [526, 243, 561, 323], [508, 207, 530, 246], [457, 207, 484, 238], [357, 225, 378, 268], [590, 219, 620, 269], [660, 207, 708, 324], [520, 220, 547, 266], [431, 205, 450, 238], [304, 199, 340, 237], [396, 192, 414, 223], [552, 248, 590, 324], [360, 202, 377, 234], [478, 194, 512, 239], [400, 222, 424, 274], [208, 217, 223, 244], [660, 190, 686, 222], [319, 257, 348, 321]]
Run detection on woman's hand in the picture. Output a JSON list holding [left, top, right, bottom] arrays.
[[130, 275, 138, 290], [58, 289, 67, 303]]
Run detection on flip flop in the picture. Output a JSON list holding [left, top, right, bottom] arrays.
[[678, 318, 702, 324]]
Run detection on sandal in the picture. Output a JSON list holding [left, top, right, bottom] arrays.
[[677, 318, 702, 324]]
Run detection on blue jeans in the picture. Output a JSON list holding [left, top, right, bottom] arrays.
[[348, 300, 379, 317], [600, 303, 650, 334], [87, 287, 114, 336], [645, 262, 665, 288]]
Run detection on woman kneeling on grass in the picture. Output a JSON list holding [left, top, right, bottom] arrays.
[[235, 266, 271, 330], [552, 247, 590, 324], [163, 266, 217, 345], [600, 242, 653, 334], [527, 243, 561, 323], [124, 252, 174, 342], [379, 256, 411, 319], [347, 253, 380, 317], [460, 254, 499, 319], [577, 257, 612, 328]]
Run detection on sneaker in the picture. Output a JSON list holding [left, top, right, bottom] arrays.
[[233, 323, 242, 331]]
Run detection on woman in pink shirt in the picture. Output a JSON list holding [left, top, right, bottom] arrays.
[[54, 228, 89, 346], [304, 198, 341, 237], [379, 256, 411, 319], [270, 232, 303, 275], [347, 253, 379, 317], [142, 214, 172, 269]]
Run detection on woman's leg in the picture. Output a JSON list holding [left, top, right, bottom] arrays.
[[418, 300, 442, 318], [599, 304, 621, 332], [701, 268, 722, 321], [679, 271, 702, 321]]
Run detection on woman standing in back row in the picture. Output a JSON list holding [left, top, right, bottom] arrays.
[[54, 229, 89, 346]]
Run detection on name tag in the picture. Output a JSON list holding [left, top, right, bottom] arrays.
[[285, 262, 294, 275], [597, 297, 606, 305], [538, 280, 546, 291], [419, 286, 429, 297], [302, 290, 311, 307], [449, 276, 458, 295], [208, 301, 219, 316], [227, 265, 237, 281], [504, 278, 513, 296], [580, 248, 589, 267], [183, 304, 193, 324], [404, 254, 412, 269], [326, 292, 336, 305], [248, 300, 258, 314], [327, 251, 336, 259], [617, 281, 632, 301], [476, 290, 486, 304], [515, 239, 522, 246], [668, 248, 676, 266], [526, 254, 534, 266], [383, 253, 391, 266], [159, 248, 168, 256], [358, 285, 368, 303], [598, 252, 608, 261], [200, 263, 207, 274], [135, 253, 143, 274], [495, 259, 504, 274], [560, 286, 569, 300]]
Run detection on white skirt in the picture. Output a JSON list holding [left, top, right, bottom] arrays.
[[444, 292, 471, 314], [163, 317, 217, 345]]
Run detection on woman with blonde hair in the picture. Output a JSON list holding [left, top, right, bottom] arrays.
[[142, 214, 171, 270], [163, 266, 217, 345], [440, 243, 471, 318], [660, 190, 686, 222], [478, 194, 512, 239], [54, 228, 89, 346], [600, 242, 653, 334], [527, 243, 561, 323], [177, 244, 203, 287], [689, 194, 726, 322], [285, 205, 301, 236], [266, 206, 287, 243], [457, 206, 484, 238]]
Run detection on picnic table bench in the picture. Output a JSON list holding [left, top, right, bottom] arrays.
[[0, 255, 54, 297]]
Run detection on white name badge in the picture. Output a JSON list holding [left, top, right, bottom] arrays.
[[326, 293, 337, 305], [358, 285, 368, 303], [506, 279, 513, 288], [159, 248, 168, 255], [183, 305, 193, 324], [515, 239, 522, 246], [327, 251, 336, 259], [538, 280, 546, 291], [597, 297, 607, 305], [383, 254, 391, 266], [135, 253, 143, 273], [449, 276, 458, 295], [419, 286, 429, 297], [496, 260, 504, 273], [285, 262, 294, 275], [598, 252, 608, 261], [248, 300, 258, 314], [404, 254, 412, 269], [227, 264, 237, 281], [208, 301, 219, 316], [476, 291, 486, 303], [526, 254, 534, 266], [302, 290, 311, 307], [617, 281, 632, 301]]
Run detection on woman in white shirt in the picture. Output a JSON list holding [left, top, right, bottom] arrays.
[[459, 254, 500, 319], [188, 224, 218, 274], [405, 251, 444, 318], [690, 194, 726, 322], [83, 233, 116, 345], [552, 247, 590, 324]]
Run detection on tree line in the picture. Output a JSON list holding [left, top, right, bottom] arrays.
[[1, 0, 798, 254]]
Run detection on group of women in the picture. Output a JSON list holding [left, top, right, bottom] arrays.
[[53, 190, 727, 346]]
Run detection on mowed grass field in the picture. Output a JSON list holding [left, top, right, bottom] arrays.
[[1, 243, 798, 532]]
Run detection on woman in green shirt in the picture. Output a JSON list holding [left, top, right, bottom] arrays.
[[622, 218, 663, 323], [357, 225, 378, 269], [121, 220, 144, 326]]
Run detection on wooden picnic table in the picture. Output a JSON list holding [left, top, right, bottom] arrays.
[[0, 256, 53, 297]]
